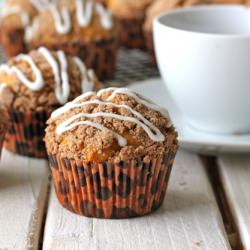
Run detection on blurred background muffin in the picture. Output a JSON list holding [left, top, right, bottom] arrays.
[[0, 0, 39, 57], [95, 0, 107, 5], [0, 47, 100, 158], [107, 0, 152, 49], [26, 0, 119, 80], [45, 87, 178, 218]]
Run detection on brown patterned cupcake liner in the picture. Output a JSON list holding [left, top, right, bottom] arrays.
[[3, 108, 50, 158], [118, 17, 146, 49], [48, 151, 177, 219], [0, 27, 27, 58], [28, 38, 119, 81]]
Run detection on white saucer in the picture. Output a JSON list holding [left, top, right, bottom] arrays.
[[129, 78, 250, 155]]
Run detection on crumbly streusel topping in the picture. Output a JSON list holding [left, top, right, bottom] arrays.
[[45, 88, 178, 162], [26, 0, 119, 44], [0, 48, 100, 112]]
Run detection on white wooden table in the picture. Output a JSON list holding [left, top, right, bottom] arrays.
[[0, 50, 249, 250], [1, 145, 250, 250]]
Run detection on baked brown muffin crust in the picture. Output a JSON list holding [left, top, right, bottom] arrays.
[[0, 48, 100, 112], [107, 0, 153, 19], [0, 0, 38, 29], [26, 1, 119, 44], [45, 88, 178, 162]]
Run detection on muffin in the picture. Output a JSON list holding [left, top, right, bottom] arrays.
[[0, 0, 40, 57], [107, 0, 152, 49], [0, 109, 8, 158], [45, 87, 178, 219], [26, 0, 119, 81], [0, 47, 100, 158]]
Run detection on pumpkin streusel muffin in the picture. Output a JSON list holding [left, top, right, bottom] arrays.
[[26, 0, 119, 80], [0, 0, 53, 57], [45, 87, 178, 219], [0, 47, 100, 158], [107, 0, 152, 49], [95, 0, 107, 5]]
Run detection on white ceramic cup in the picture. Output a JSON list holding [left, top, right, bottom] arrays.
[[154, 5, 250, 134]]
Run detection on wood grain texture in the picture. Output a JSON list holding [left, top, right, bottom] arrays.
[[218, 156, 250, 250], [0, 149, 50, 250], [43, 151, 230, 250]]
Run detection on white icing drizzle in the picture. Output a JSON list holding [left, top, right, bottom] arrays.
[[25, 18, 39, 41], [74, 57, 94, 93], [0, 47, 95, 104], [76, 0, 93, 27], [1, 6, 29, 26], [95, 3, 113, 30], [97, 87, 170, 118], [38, 47, 70, 104], [51, 88, 168, 147], [0, 54, 44, 91], [49, 0, 113, 35], [30, 0, 45, 11], [59, 117, 127, 146], [0, 83, 7, 92], [31, 0, 57, 12], [56, 50, 70, 104], [49, 4, 71, 34]]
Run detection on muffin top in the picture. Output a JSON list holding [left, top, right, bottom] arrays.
[[45, 87, 178, 162], [0, 0, 39, 29], [0, 0, 57, 29], [107, 0, 153, 19], [0, 47, 100, 112], [25, 0, 119, 44]]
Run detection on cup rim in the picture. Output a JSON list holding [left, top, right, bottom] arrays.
[[154, 4, 250, 39]]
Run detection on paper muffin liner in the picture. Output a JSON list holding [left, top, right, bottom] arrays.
[[118, 17, 146, 49], [0, 27, 26, 58], [48, 151, 177, 219], [3, 108, 50, 158], [144, 30, 156, 65], [27, 38, 119, 81]]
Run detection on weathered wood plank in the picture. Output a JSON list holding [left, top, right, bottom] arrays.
[[218, 156, 250, 250], [43, 151, 230, 250], [0, 149, 50, 250]]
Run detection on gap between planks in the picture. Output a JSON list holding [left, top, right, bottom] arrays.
[[203, 156, 244, 250], [42, 151, 230, 250], [218, 155, 250, 250]]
